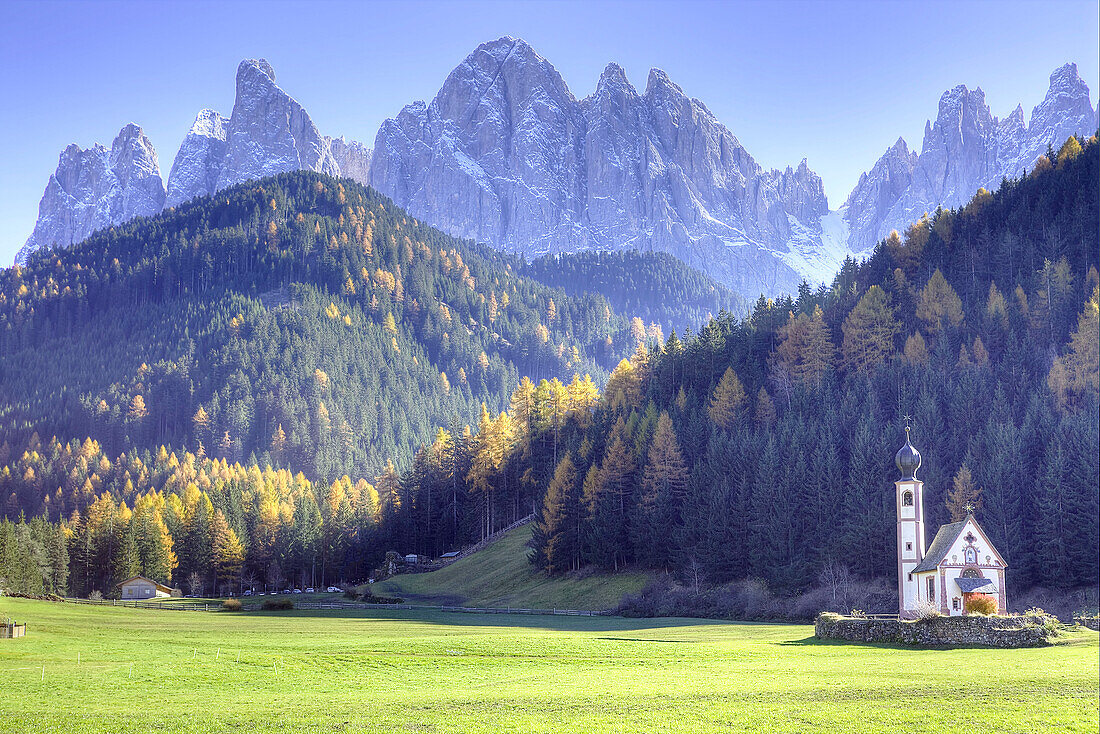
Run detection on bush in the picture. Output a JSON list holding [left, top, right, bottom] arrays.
[[2, 591, 65, 602], [261, 597, 294, 611], [1010, 586, 1099, 622], [964, 593, 998, 615], [222, 598, 243, 612], [363, 593, 405, 604], [344, 583, 404, 604], [88, 590, 104, 601], [914, 601, 942, 620]]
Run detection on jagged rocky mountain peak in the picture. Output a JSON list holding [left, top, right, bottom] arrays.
[[843, 63, 1094, 255], [165, 109, 228, 207], [927, 84, 993, 147], [369, 37, 833, 297], [1045, 62, 1089, 98], [17, 122, 165, 265], [239, 57, 276, 83], [1028, 61, 1096, 140], [1003, 104, 1026, 128], [19, 43, 1095, 297], [26, 57, 371, 258], [643, 67, 692, 113], [326, 136, 372, 185], [189, 108, 228, 138], [167, 57, 341, 205], [598, 62, 630, 88]]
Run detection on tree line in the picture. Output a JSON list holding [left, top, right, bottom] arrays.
[[1, 136, 1096, 599]]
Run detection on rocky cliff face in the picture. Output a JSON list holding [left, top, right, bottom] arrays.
[[326, 136, 372, 186], [845, 63, 1097, 253], [369, 38, 832, 296], [20, 49, 1095, 294], [166, 109, 227, 208], [23, 59, 374, 263], [166, 59, 340, 206], [18, 123, 165, 265]]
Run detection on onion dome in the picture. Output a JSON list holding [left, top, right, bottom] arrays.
[[895, 426, 921, 480]]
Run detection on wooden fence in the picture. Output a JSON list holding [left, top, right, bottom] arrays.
[[63, 597, 609, 617], [65, 598, 219, 612], [2, 623, 27, 638], [290, 601, 609, 616]]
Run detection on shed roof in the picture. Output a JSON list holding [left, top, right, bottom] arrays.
[[118, 575, 176, 593]]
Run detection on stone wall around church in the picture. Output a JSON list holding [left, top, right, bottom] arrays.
[[814, 612, 1061, 647]]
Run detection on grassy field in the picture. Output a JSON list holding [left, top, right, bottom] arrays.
[[0, 598, 1096, 733], [373, 524, 648, 611]]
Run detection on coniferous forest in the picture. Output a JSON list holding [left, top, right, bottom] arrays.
[[523, 250, 746, 336], [0, 137, 1097, 605]]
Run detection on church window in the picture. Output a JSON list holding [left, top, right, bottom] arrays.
[[902, 491, 913, 506], [961, 568, 981, 579], [908, 573, 913, 581], [905, 542, 912, 551], [953, 598, 960, 611], [927, 577, 935, 601]]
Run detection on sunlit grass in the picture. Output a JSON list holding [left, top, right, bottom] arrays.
[[1, 598, 1096, 733], [374, 524, 647, 610]]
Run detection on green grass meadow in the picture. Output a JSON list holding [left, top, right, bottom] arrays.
[[373, 525, 647, 611], [0, 598, 1096, 733]]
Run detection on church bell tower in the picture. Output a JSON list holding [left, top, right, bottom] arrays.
[[895, 425, 927, 618]]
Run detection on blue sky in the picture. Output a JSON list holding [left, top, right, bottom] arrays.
[[2, 0, 1097, 264]]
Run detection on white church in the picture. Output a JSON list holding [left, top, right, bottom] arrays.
[[894, 427, 1008, 618]]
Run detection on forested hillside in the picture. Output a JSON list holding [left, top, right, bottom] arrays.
[[0, 172, 635, 481], [379, 134, 1100, 594], [523, 250, 746, 335], [1, 138, 1096, 601]]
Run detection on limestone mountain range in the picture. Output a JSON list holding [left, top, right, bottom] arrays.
[[17, 41, 1098, 300]]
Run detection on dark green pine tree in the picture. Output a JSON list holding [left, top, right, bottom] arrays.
[[532, 452, 583, 574], [1032, 436, 1070, 587]]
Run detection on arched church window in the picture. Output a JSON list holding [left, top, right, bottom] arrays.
[[903, 491, 913, 507], [961, 568, 981, 579]]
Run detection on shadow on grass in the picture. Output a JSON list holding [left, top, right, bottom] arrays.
[[254, 607, 764, 633], [778, 634, 1059, 651], [779, 635, 918, 650]]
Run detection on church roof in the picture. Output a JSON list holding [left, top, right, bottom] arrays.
[[912, 520, 969, 573], [912, 515, 1007, 573]]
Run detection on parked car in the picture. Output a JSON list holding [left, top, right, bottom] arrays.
[[243, 590, 253, 596], [292, 589, 302, 594], [326, 586, 341, 593], [281, 589, 291, 595], [305, 587, 315, 593]]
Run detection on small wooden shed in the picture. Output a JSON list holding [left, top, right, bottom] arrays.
[[118, 576, 180, 600]]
